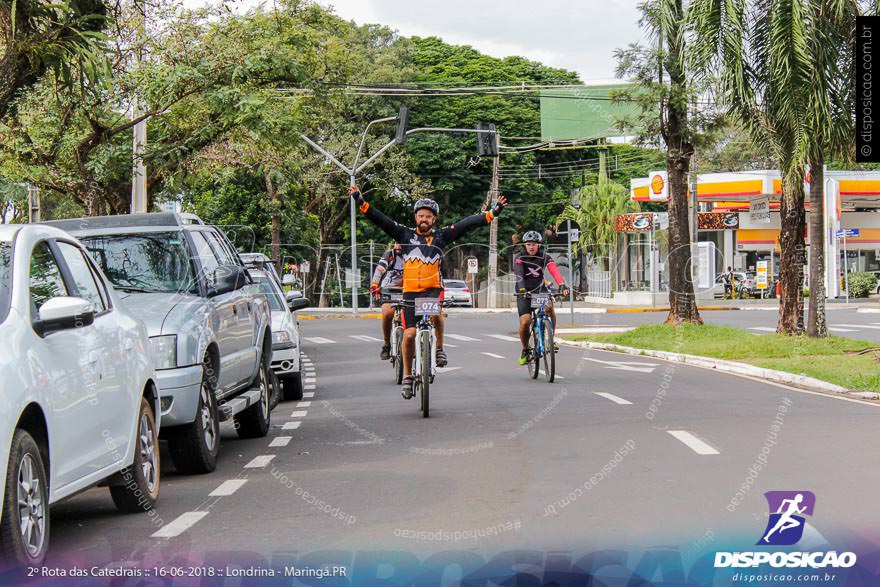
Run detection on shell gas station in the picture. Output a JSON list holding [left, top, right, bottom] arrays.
[[614, 169, 880, 303]]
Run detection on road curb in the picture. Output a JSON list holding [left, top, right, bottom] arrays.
[[606, 306, 740, 313], [557, 338, 879, 401], [857, 308, 880, 313]]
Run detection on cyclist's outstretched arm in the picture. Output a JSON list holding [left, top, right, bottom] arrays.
[[350, 186, 407, 242], [545, 256, 565, 286], [441, 195, 509, 243]]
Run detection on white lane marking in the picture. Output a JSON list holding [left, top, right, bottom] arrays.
[[244, 455, 276, 468], [303, 392, 315, 398], [350, 335, 384, 342], [834, 324, 879, 330], [481, 352, 505, 359], [305, 378, 317, 384], [580, 357, 658, 373], [296, 401, 312, 408], [828, 327, 858, 332], [302, 360, 313, 365], [594, 392, 633, 405], [749, 327, 777, 332], [269, 436, 292, 447], [209, 479, 248, 497], [290, 410, 308, 418], [667, 430, 720, 455], [538, 370, 565, 379], [152, 512, 209, 538], [305, 337, 336, 344], [444, 343, 458, 348], [446, 334, 481, 342], [435, 366, 462, 373], [282, 421, 302, 430], [305, 384, 316, 390], [486, 334, 520, 342]]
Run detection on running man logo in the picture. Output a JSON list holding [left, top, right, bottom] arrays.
[[758, 491, 816, 546]]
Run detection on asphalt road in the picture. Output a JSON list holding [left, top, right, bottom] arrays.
[[45, 314, 880, 572]]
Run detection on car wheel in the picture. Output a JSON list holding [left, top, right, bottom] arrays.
[[235, 359, 271, 438], [281, 370, 304, 402], [0, 430, 49, 568], [109, 398, 160, 513], [268, 370, 281, 411], [167, 360, 220, 474]]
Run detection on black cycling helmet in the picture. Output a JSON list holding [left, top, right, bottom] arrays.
[[522, 230, 543, 243], [413, 198, 439, 216]]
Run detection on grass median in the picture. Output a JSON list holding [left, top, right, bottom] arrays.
[[566, 324, 880, 393]]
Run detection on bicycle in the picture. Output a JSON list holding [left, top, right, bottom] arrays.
[[523, 290, 560, 383], [407, 296, 448, 418], [380, 286, 405, 384]]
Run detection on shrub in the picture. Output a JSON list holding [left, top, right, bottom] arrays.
[[847, 272, 878, 298]]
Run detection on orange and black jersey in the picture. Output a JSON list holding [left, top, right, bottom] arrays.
[[358, 201, 496, 293]]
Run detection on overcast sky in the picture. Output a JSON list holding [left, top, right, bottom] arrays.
[[213, 0, 648, 82]]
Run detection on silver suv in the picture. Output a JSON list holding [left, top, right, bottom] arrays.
[[46, 213, 272, 474]]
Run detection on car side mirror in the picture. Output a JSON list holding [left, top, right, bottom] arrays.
[[285, 290, 303, 301], [34, 296, 94, 336], [209, 265, 248, 297], [288, 297, 310, 312], [282, 274, 296, 287]]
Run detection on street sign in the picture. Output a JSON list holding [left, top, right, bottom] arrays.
[[301, 260, 310, 274], [836, 228, 860, 238], [750, 196, 771, 224], [756, 261, 769, 290], [569, 228, 580, 241], [653, 212, 669, 230], [467, 257, 479, 274]]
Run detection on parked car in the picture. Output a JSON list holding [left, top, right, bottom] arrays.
[[444, 279, 473, 307], [250, 268, 310, 401], [0, 225, 160, 566], [240, 252, 283, 287], [45, 213, 273, 475], [705, 272, 746, 298]]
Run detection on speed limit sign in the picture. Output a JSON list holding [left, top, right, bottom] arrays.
[[467, 257, 478, 274]]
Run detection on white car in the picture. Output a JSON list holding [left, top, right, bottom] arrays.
[[0, 225, 160, 567], [250, 269, 310, 401], [444, 279, 473, 307]]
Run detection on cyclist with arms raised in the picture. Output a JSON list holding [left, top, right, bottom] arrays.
[[370, 242, 404, 360], [351, 185, 508, 397], [514, 231, 569, 365]]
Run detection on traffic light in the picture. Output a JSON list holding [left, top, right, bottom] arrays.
[[394, 106, 410, 145], [476, 123, 498, 157]]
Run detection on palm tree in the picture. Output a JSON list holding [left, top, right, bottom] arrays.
[[556, 180, 638, 281], [689, 0, 858, 335]]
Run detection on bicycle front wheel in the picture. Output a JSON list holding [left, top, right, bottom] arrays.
[[419, 330, 431, 417], [393, 327, 404, 384], [542, 318, 555, 383], [528, 321, 540, 380]]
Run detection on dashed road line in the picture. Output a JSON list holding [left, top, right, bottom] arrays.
[[305, 377, 317, 384], [305, 384, 316, 390], [828, 327, 858, 333], [244, 455, 276, 468], [835, 323, 880, 330], [290, 410, 309, 418], [351, 334, 384, 342], [486, 334, 520, 342], [282, 421, 302, 430], [305, 337, 336, 344], [446, 334, 481, 342], [269, 436, 292, 447], [152, 512, 209, 538], [297, 401, 312, 408], [209, 479, 248, 497], [303, 392, 315, 398], [481, 352, 505, 359], [538, 370, 565, 379], [667, 430, 720, 455], [594, 392, 633, 405]]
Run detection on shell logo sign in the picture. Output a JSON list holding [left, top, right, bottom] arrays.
[[648, 171, 668, 201]]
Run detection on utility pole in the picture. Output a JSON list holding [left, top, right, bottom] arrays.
[[27, 185, 41, 223], [487, 132, 501, 308], [131, 105, 148, 213]]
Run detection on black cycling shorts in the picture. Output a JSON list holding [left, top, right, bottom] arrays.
[[516, 289, 552, 317], [402, 288, 444, 329]]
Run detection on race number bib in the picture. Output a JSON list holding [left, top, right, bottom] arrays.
[[415, 298, 441, 316], [530, 294, 550, 308]]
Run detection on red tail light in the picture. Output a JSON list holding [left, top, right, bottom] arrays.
[[463, 289, 471, 293]]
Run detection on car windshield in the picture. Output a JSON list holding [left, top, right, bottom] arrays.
[[446, 280, 467, 289], [81, 232, 199, 294], [0, 241, 11, 323], [254, 275, 285, 312]]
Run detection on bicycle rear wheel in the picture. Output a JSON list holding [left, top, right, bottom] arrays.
[[528, 321, 540, 379], [393, 327, 404, 384], [542, 318, 555, 383], [419, 330, 431, 417]]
